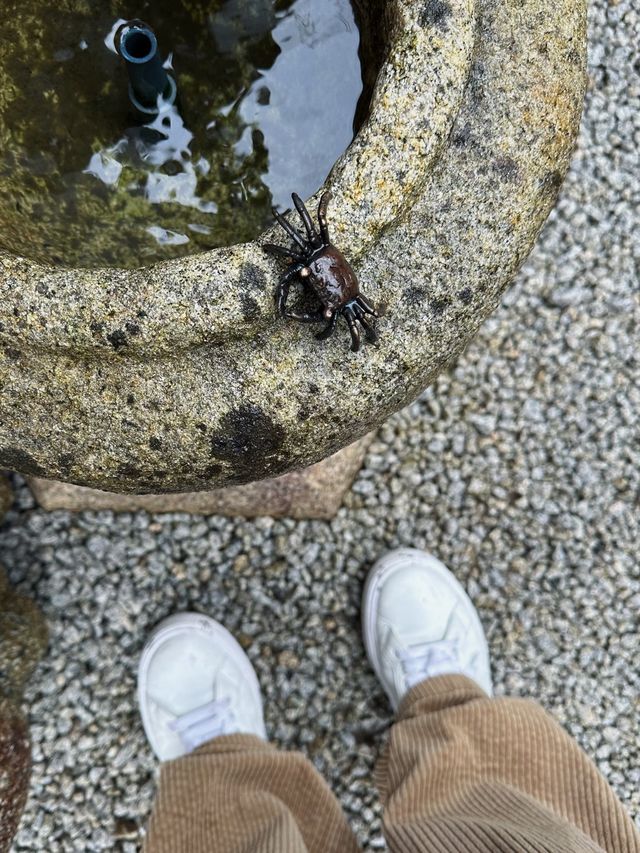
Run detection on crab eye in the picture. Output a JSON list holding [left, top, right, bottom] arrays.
[[300, 266, 311, 278]]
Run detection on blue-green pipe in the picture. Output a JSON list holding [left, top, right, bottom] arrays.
[[116, 21, 176, 117]]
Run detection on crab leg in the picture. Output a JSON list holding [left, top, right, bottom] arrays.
[[275, 264, 303, 317], [352, 303, 378, 342], [356, 294, 379, 317], [272, 208, 309, 252], [317, 191, 332, 245], [315, 311, 338, 340], [263, 243, 306, 264], [292, 193, 321, 247], [344, 306, 361, 352], [285, 309, 325, 324]]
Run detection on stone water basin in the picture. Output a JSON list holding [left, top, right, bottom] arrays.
[[0, 0, 587, 492]]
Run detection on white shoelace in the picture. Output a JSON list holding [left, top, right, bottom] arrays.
[[398, 639, 461, 689], [168, 698, 236, 753]]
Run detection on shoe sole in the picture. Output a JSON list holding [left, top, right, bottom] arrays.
[[138, 613, 266, 759], [361, 548, 492, 706]]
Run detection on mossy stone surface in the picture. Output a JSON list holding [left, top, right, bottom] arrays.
[[0, 0, 587, 492]]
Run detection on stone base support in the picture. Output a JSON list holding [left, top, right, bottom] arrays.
[[26, 435, 373, 520]]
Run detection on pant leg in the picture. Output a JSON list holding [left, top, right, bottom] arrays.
[[144, 734, 359, 853], [376, 674, 640, 853]]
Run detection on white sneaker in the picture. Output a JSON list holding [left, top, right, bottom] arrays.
[[138, 613, 266, 761], [362, 548, 492, 711]]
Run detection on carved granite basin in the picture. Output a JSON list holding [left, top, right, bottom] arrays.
[[0, 0, 587, 492]]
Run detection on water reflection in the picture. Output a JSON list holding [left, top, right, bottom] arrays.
[[240, 0, 362, 209], [0, 0, 364, 267], [83, 18, 218, 248], [84, 100, 219, 247]]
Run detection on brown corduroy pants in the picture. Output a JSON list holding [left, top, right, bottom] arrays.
[[144, 675, 640, 852]]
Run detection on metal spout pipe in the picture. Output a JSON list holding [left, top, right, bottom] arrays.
[[116, 20, 176, 117]]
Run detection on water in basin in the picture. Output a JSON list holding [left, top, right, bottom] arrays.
[[0, 0, 367, 268]]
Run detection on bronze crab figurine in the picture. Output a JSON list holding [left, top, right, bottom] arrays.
[[263, 192, 379, 352]]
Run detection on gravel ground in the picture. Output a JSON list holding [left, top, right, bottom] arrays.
[[3, 1, 640, 849]]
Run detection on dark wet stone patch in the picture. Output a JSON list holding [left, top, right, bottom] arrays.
[[210, 404, 286, 477], [421, 0, 452, 28], [492, 156, 521, 183], [107, 329, 128, 351], [240, 263, 268, 293], [0, 447, 47, 477], [240, 294, 261, 322]]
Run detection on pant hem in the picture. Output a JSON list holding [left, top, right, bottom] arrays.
[[163, 732, 273, 766], [397, 673, 488, 721]]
